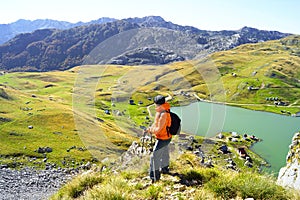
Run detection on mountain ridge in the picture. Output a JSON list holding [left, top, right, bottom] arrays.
[[0, 16, 291, 72], [0, 17, 117, 44]]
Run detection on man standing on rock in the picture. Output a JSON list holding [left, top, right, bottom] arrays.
[[147, 95, 172, 183]]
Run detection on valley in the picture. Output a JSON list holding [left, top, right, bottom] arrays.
[[0, 35, 299, 170]]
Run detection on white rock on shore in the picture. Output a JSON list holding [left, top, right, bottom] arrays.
[[277, 132, 300, 190], [277, 159, 300, 190]]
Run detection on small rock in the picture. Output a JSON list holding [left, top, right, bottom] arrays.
[[186, 146, 193, 151], [188, 188, 196, 193], [45, 147, 53, 153], [37, 147, 45, 153], [217, 133, 224, 139], [85, 162, 91, 169], [292, 140, 298, 146], [244, 160, 253, 168], [173, 184, 186, 192], [188, 136, 194, 142]]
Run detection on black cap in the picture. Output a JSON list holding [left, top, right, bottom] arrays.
[[154, 95, 165, 105]]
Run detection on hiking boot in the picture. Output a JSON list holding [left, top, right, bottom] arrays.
[[151, 177, 161, 184], [151, 179, 156, 184], [162, 170, 170, 174], [161, 166, 170, 174], [150, 170, 160, 183]]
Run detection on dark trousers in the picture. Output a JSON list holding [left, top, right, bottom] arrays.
[[149, 138, 171, 181]]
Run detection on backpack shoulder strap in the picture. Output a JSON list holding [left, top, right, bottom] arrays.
[[161, 109, 170, 113], [159, 109, 170, 115]]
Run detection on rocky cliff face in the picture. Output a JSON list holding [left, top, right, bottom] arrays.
[[277, 132, 300, 190], [107, 47, 185, 65]]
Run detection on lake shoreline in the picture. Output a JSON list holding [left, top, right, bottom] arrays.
[[179, 94, 299, 117]]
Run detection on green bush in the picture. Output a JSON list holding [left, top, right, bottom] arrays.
[[205, 170, 291, 200], [194, 188, 220, 200], [51, 173, 103, 199], [67, 174, 104, 198], [233, 172, 289, 200], [145, 185, 162, 200], [182, 167, 219, 184], [83, 176, 131, 200], [121, 171, 140, 180], [205, 174, 237, 199]]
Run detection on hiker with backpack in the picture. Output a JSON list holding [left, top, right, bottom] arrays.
[[146, 95, 181, 183]]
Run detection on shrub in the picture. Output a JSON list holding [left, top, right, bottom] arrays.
[[233, 172, 289, 200], [67, 174, 104, 198], [205, 174, 237, 200], [194, 188, 220, 200], [121, 171, 140, 180], [145, 185, 162, 200], [83, 176, 131, 200], [181, 167, 220, 185], [176, 152, 200, 169], [134, 182, 144, 190], [205, 170, 292, 200], [51, 173, 103, 199]]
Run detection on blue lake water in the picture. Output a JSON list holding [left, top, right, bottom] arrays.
[[172, 101, 300, 174]]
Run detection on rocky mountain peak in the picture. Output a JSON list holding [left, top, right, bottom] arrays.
[[240, 26, 258, 32], [142, 15, 166, 23], [125, 16, 165, 23]]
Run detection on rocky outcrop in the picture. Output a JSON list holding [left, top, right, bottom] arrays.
[[116, 136, 153, 170], [277, 132, 300, 190], [108, 47, 184, 65]]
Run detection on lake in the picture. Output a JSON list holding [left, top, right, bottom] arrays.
[[172, 101, 300, 174]]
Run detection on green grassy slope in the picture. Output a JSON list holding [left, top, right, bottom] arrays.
[[210, 35, 300, 113], [0, 70, 93, 168]]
